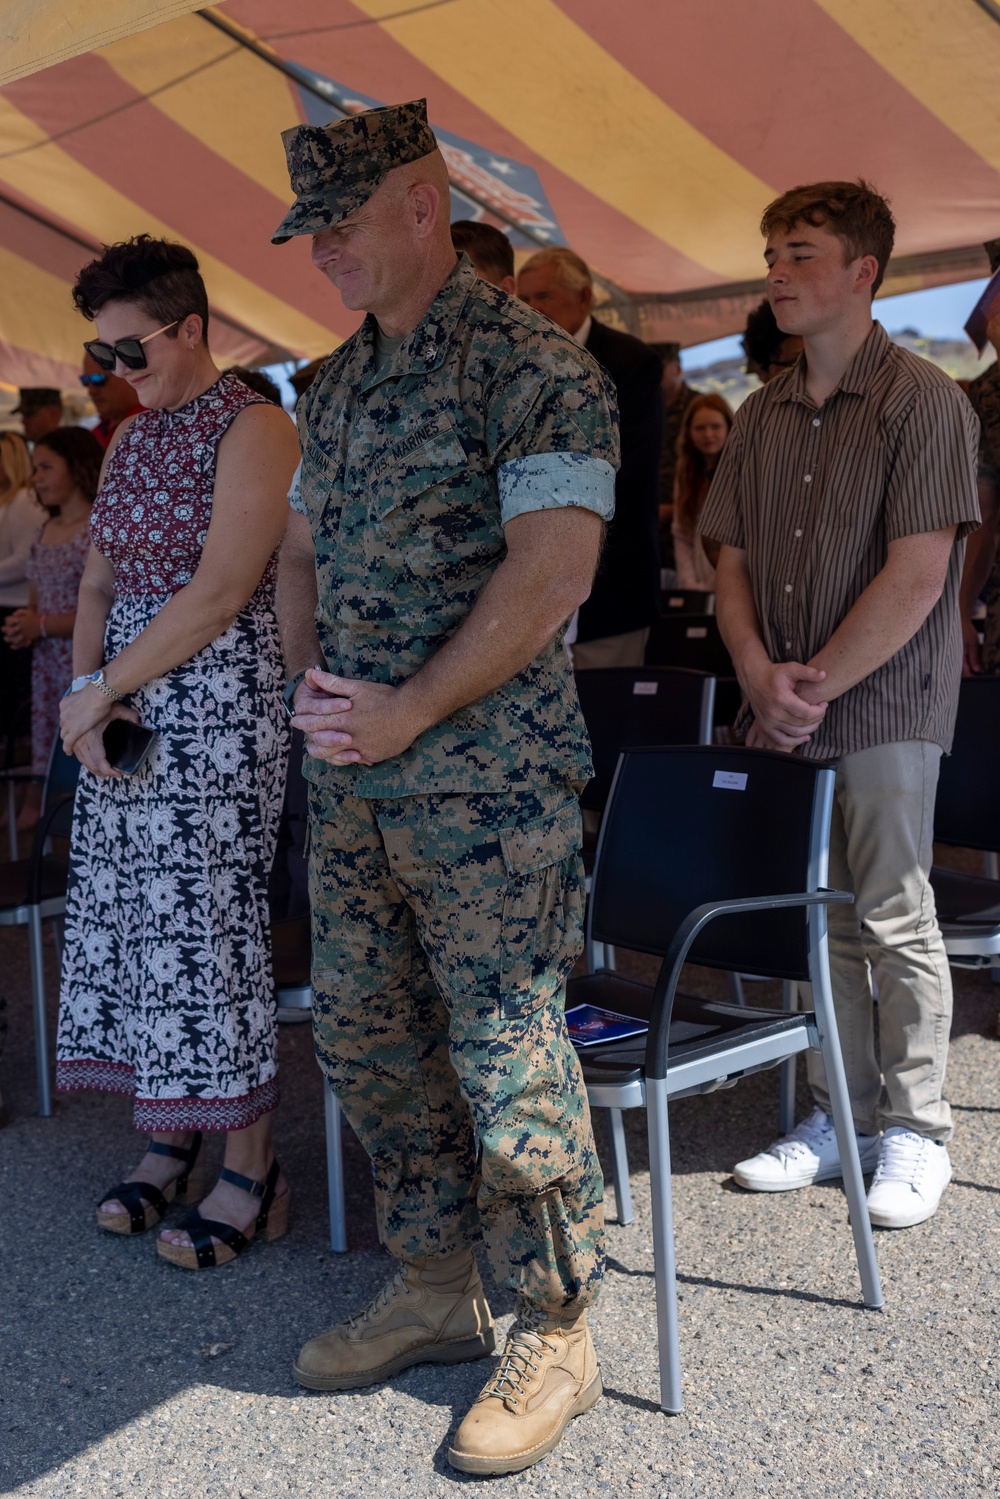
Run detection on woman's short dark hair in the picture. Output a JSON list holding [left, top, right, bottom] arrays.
[[72, 235, 210, 344], [33, 427, 104, 504]]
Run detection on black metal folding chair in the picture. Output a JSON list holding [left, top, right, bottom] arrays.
[[0, 739, 80, 1115], [660, 587, 715, 617], [930, 675, 1000, 973], [565, 745, 884, 1413]]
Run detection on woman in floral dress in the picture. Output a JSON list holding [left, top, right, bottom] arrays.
[[2, 428, 101, 827], [57, 236, 300, 1269]]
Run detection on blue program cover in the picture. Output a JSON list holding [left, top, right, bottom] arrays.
[[565, 1004, 649, 1047]]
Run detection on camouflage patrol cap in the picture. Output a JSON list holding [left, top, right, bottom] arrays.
[[272, 99, 438, 245]]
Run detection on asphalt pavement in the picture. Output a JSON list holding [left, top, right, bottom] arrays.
[[1, 869, 999, 1499]]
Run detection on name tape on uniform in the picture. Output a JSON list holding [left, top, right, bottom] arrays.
[[713, 770, 748, 791]]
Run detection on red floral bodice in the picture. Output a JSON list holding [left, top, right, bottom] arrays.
[[89, 374, 277, 597]]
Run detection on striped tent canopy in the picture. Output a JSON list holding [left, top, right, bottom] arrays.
[[3, 0, 1000, 390]]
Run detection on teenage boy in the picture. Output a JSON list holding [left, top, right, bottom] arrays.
[[699, 180, 979, 1228]]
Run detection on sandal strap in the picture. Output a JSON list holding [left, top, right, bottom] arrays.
[[175, 1206, 250, 1269], [147, 1132, 202, 1168], [219, 1158, 280, 1221], [100, 1179, 169, 1234]]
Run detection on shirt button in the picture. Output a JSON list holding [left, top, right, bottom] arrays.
[[785, 640, 792, 649], [812, 418, 820, 427], [785, 584, 792, 593], [794, 528, 803, 538], [803, 474, 812, 483]]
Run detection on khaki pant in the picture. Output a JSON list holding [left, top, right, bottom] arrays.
[[806, 739, 953, 1141], [570, 626, 650, 670], [307, 782, 605, 1312]]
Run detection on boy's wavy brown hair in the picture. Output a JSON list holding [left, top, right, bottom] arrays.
[[760, 180, 895, 296]]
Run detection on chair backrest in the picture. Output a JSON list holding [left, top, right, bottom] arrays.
[[933, 677, 1000, 851], [589, 746, 835, 982], [660, 588, 715, 617], [574, 667, 715, 814], [644, 614, 735, 676], [41, 739, 81, 836]]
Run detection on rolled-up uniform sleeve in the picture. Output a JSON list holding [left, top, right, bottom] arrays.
[[486, 327, 620, 523], [498, 451, 616, 524]]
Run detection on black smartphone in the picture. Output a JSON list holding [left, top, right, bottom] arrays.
[[103, 719, 158, 776]]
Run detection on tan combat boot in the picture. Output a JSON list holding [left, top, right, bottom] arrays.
[[292, 1249, 495, 1391], [447, 1302, 602, 1474]]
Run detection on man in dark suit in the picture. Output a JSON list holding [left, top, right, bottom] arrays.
[[518, 248, 663, 666]]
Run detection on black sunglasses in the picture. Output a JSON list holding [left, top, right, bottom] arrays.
[[79, 372, 108, 388], [83, 319, 180, 372]]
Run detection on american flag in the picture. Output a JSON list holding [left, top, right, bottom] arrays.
[[965, 266, 1000, 353]]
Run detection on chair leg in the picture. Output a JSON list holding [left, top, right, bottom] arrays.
[[810, 943, 883, 1310], [605, 1108, 634, 1225], [646, 1077, 683, 1414], [28, 905, 52, 1117], [726, 972, 746, 1006], [779, 982, 797, 1135], [324, 1080, 347, 1253], [7, 781, 18, 863]]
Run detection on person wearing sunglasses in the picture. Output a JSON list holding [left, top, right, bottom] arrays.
[[79, 352, 144, 450], [56, 234, 300, 1271]]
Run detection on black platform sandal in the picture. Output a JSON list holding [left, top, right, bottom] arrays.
[[156, 1159, 289, 1269], [96, 1133, 203, 1236]]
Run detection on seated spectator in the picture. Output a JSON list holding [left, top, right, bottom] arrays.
[[80, 353, 143, 448], [225, 365, 284, 406], [649, 342, 700, 575], [1, 427, 101, 828], [14, 387, 63, 444], [518, 246, 661, 668], [672, 394, 733, 591], [741, 298, 804, 384], [450, 219, 516, 292], [0, 431, 44, 741]]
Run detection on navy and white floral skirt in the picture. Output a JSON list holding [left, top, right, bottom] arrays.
[[56, 592, 289, 1131]]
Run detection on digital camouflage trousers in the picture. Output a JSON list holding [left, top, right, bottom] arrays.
[[307, 780, 605, 1312]]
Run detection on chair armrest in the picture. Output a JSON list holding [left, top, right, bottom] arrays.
[[0, 769, 43, 784], [645, 888, 852, 1079]]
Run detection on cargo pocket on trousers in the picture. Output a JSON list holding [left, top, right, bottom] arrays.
[[497, 801, 586, 1019]]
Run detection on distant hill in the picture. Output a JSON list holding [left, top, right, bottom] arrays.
[[685, 329, 996, 410]]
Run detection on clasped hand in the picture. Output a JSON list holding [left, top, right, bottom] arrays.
[[744, 660, 828, 753], [291, 668, 424, 767], [60, 687, 139, 778], [2, 608, 40, 650]]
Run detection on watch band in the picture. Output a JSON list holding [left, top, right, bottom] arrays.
[[283, 668, 311, 718], [90, 669, 126, 703]]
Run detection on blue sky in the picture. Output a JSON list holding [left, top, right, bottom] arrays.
[[683, 278, 990, 369]]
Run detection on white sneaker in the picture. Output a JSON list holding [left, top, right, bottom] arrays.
[[733, 1108, 881, 1192], [866, 1127, 951, 1228]]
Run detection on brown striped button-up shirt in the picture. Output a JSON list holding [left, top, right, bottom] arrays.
[[699, 321, 980, 758]]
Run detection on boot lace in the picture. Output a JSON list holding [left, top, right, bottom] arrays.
[[480, 1305, 557, 1403], [347, 1267, 411, 1331]]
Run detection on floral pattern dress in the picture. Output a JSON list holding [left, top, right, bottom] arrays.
[[25, 524, 90, 773], [56, 375, 290, 1131]]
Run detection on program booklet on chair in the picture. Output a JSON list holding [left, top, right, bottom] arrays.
[[565, 1005, 649, 1047]]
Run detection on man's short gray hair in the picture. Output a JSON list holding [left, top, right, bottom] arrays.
[[519, 246, 592, 292]]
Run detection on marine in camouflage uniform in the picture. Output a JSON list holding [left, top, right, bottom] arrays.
[[274, 103, 618, 1317]]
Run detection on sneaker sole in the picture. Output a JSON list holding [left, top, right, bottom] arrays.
[[734, 1146, 881, 1193], [446, 1368, 603, 1476], [292, 1327, 496, 1392]]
